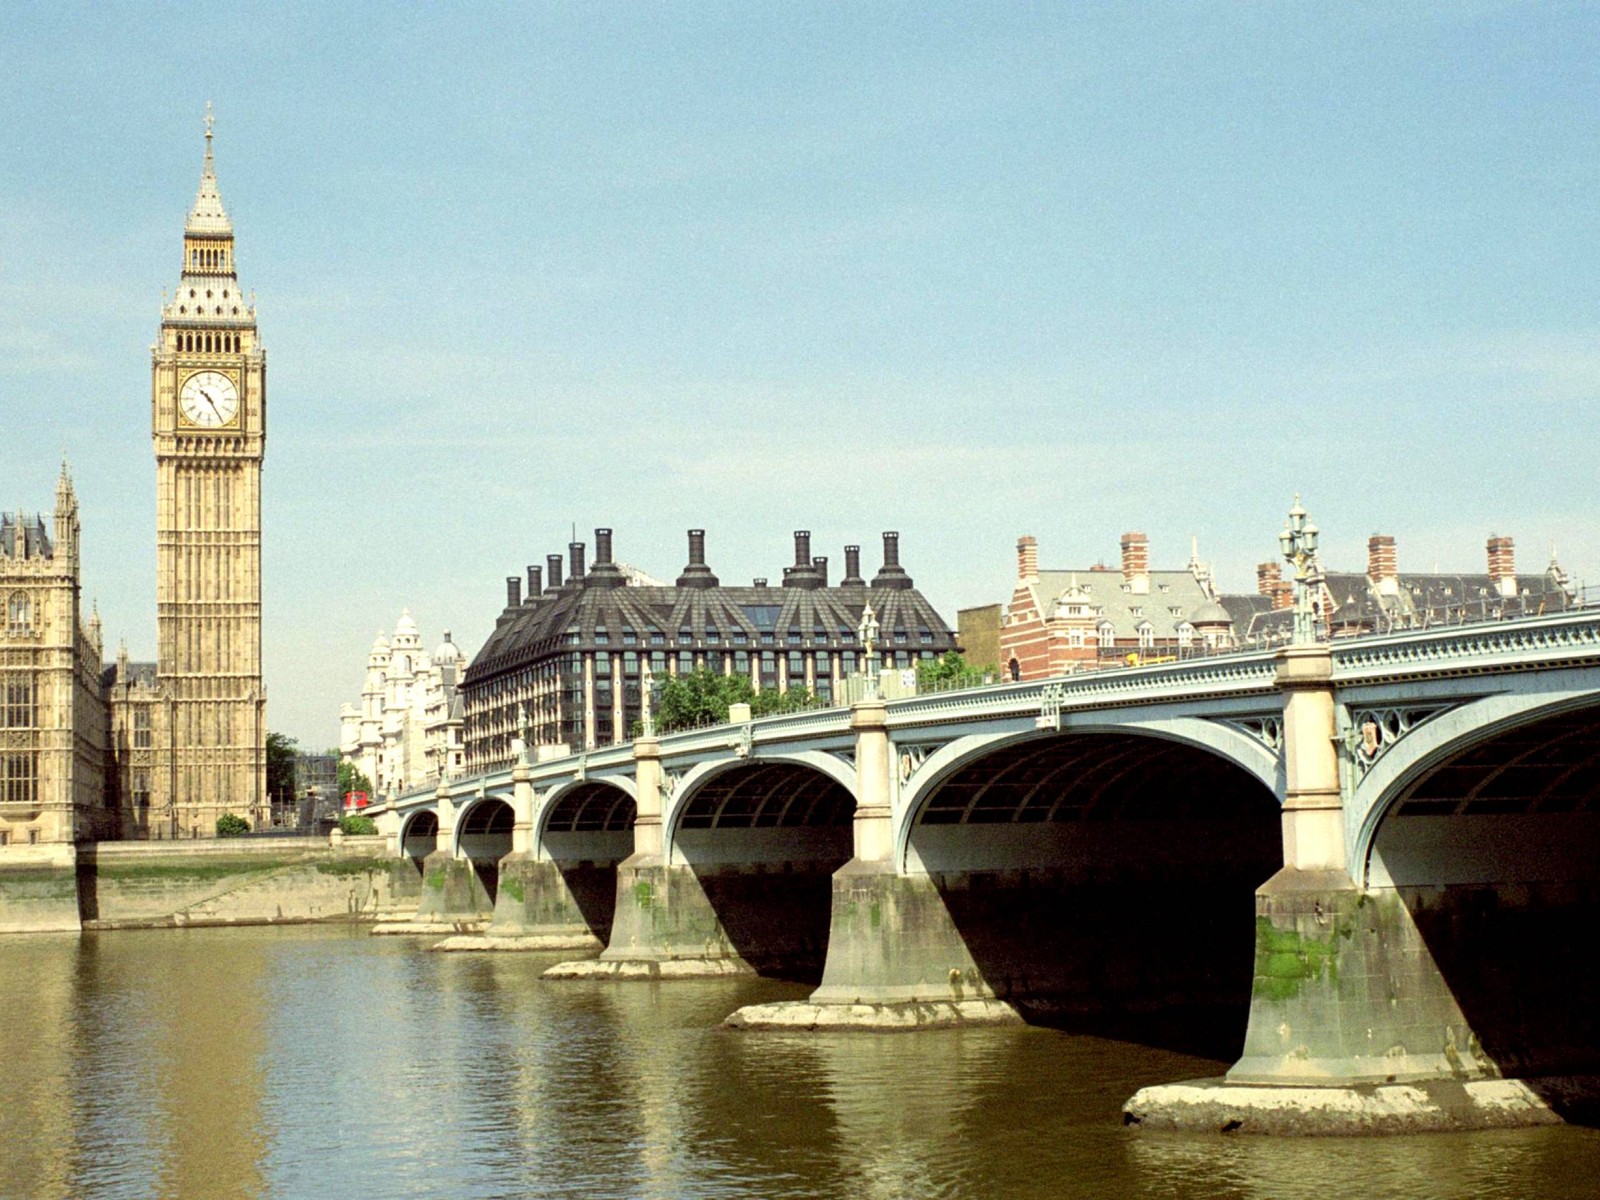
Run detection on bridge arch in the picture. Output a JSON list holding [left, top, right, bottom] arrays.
[[889, 725, 1281, 1052], [399, 809, 438, 863], [454, 794, 515, 902], [1351, 683, 1600, 876], [1354, 697, 1600, 1078], [895, 717, 1281, 874], [505, 778, 639, 944], [651, 754, 857, 980], [663, 750, 856, 850]]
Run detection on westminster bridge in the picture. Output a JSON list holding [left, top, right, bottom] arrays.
[[369, 608, 1600, 1129]]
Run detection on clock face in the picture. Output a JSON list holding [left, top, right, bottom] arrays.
[[178, 370, 240, 429]]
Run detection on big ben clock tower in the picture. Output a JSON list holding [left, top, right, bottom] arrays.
[[150, 105, 267, 835]]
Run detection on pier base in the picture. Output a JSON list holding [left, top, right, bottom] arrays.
[[545, 854, 834, 981]]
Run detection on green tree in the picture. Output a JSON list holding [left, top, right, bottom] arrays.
[[655, 669, 756, 732], [267, 732, 298, 810], [216, 813, 250, 836], [916, 650, 989, 691], [337, 760, 374, 799], [339, 814, 378, 836], [751, 684, 817, 716]]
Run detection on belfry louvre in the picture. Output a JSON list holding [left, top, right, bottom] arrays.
[[462, 529, 956, 771]]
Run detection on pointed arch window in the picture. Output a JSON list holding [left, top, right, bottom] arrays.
[[6, 593, 31, 636]]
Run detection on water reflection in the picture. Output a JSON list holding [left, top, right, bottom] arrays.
[[0, 929, 1597, 1200]]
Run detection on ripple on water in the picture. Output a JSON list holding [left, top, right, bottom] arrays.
[[1, 929, 1597, 1200]]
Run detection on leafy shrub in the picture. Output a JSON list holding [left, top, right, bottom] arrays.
[[339, 814, 378, 836], [215, 813, 250, 837]]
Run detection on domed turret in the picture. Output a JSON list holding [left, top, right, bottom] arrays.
[[434, 630, 461, 665], [393, 608, 421, 648]]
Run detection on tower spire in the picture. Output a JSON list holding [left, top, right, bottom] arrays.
[[186, 101, 232, 236]]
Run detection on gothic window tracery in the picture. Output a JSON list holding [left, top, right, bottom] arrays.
[[6, 593, 31, 635]]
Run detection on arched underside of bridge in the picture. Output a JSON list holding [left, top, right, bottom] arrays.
[[457, 798, 515, 904], [605, 763, 854, 981], [817, 733, 1279, 1057], [1363, 702, 1600, 1081], [400, 810, 438, 868], [492, 782, 637, 942]]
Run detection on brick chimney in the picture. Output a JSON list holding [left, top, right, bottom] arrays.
[[1257, 561, 1293, 611], [1487, 535, 1517, 598], [526, 564, 542, 599], [1120, 532, 1149, 594], [505, 576, 521, 608], [1367, 535, 1399, 597], [1017, 535, 1039, 583], [546, 553, 564, 592]]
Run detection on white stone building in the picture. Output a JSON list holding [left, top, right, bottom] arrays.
[[339, 612, 466, 798]]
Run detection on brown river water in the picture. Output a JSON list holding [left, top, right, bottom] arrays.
[[0, 926, 1595, 1200]]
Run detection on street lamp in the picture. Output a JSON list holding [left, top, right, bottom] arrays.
[[858, 602, 881, 700], [1278, 494, 1324, 645]]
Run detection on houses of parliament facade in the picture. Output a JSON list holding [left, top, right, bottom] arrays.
[[0, 110, 268, 844]]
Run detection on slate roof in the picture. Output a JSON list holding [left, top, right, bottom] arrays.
[[102, 661, 159, 690], [466, 535, 956, 686], [1028, 568, 1216, 639], [0, 514, 52, 559], [1225, 568, 1575, 645]]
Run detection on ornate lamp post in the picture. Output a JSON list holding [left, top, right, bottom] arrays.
[[858, 601, 881, 700], [1278, 494, 1324, 645], [512, 701, 531, 766]]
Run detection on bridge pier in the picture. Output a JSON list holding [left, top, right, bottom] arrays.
[[1126, 647, 1600, 1133], [547, 736, 851, 980], [732, 698, 1022, 1028], [546, 734, 756, 978], [399, 788, 495, 934]]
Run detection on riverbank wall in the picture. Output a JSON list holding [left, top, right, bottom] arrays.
[[0, 835, 421, 933]]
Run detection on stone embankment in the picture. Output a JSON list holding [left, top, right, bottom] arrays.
[[0, 834, 420, 933]]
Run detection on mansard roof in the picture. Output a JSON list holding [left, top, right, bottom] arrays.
[[466, 531, 955, 685]]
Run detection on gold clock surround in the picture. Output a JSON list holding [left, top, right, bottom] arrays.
[[177, 368, 242, 430]]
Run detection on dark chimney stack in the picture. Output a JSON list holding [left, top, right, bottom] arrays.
[[547, 553, 564, 592], [784, 530, 823, 588], [813, 556, 829, 587], [842, 544, 864, 587], [870, 531, 913, 589], [527, 564, 542, 599], [506, 576, 522, 608], [588, 527, 625, 588], [568, 541, 586, 583], [677, 528, 720, 588]]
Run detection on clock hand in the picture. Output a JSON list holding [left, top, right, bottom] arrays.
[[199, 391, 222, 420]]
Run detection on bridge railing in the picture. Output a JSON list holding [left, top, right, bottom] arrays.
[[1330, 607, 1600, 682]]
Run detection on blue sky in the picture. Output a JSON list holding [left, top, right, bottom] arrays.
[[3, 4, 1597, 747]]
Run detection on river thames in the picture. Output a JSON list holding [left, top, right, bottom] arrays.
[[2, 926, 1595, 1200]]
